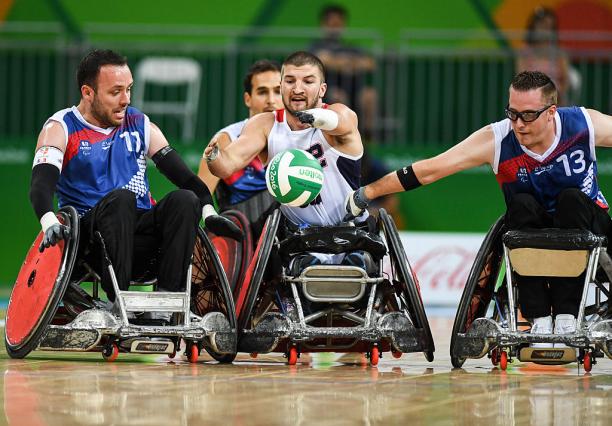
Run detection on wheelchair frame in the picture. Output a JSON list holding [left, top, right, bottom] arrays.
[[233, 208, 435, 366], [450, 216, 612, 372], [5, 206, 237, 363]]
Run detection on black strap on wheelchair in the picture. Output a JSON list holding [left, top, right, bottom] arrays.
[[278, 220, 387, 263]]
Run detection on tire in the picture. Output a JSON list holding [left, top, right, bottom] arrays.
[[380, 209, 435, 362], [5, 207, 80, 359], [449, 216, 505, 368]]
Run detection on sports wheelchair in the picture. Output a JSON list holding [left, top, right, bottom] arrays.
[[450, 216, 612, 372], [222, 208, 434, 366], [5, 206, 237, 363]]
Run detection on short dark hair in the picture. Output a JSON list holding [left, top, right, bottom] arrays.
[[282, 51, 326, 83], [510, 71, 558, 105], [319, 4, 348, 22], [77, 49, 127, 92], [243, 59, 281, 94]]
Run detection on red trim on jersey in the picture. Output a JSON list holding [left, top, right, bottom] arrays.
[[275, 109, 284, 122], [322, 103, 328, 109], [63, 127, 118, 166], [224, 169, 245, 186]]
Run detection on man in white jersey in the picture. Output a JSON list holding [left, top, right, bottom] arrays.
[[198, 59, 282, 239], [204, 51, 364, 227], [204, 50, 366, 271]]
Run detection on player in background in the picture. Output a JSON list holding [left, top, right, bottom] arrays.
[[198, 59, 282, 239]]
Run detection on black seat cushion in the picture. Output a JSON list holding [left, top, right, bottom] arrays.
[[503, 229, 606, 250]]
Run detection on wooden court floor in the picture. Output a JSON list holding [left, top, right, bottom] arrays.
[[1, 316, 611, 426]]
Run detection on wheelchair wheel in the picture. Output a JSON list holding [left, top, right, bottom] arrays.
[[235, 209, 281, 334], [207, 210, 253, 297], [191, 226, 238, 363], [450, 216, 505, 368], [5, 206, 80, 359], [379, 209, 435, 361]]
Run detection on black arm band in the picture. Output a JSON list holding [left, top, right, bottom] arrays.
[[30, 163, 59, 220], [152, 146, 213, 206], [396, 165, 422, 192]]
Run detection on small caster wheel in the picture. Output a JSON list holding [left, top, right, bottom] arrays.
[[491, 348, 500, 366], [583, 352, 592, 372], [499, 351, 508, 371], [370, 346, 380, 366], [188, 343, 199, 363], [102, 343, 119, 362], [287, 347, 298, 366]]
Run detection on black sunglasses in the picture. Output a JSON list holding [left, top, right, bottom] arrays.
[[505, 104, 553, 122]]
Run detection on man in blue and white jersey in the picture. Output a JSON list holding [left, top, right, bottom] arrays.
[[346, 70, 612, 341], [30, 49, 240, 309]]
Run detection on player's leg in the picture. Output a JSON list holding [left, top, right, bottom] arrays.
[[505, 193, 554, 325], [79, 189, 137, 301], [137, 189, 200, 292]]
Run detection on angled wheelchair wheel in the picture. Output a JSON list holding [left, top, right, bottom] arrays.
[[207, 210, 253, 297], [235, 209, 281, 334], [450, 216, 505, 368], [5, 206, 80, 359], [191, 226, 238, 363], [380, 209, 435, 361]]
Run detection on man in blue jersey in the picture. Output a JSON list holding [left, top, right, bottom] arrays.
[[198, 59, 282, 239], [30, 49, 241, 315], [345, 71, 612, 341]]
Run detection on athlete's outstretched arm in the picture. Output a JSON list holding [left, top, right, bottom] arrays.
[[294, 103, 357, 138], [347, 125, 496, 216], [588, 109, 612, 148], [197, 132, 231, 193], [204, 113, 271, 179]]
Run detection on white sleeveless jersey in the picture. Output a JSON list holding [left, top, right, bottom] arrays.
[[267, 109, 364, 226], [215, 118, 247, 142]]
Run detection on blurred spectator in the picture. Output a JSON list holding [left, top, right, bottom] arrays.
[[309, 4, 377, 138], [516, 7, 575, 105]]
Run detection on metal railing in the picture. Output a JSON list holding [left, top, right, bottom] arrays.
[[1, 23, 611, 148]]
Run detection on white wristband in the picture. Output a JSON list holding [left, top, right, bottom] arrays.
[[40, 211, 60, 232], [304, 108, 339, 131], [202, 204, 217, 220]]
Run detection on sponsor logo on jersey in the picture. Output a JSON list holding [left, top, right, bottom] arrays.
[[102, 140, 113, 150], [534, 165, 553, 175], [79, 140, 91, 156]]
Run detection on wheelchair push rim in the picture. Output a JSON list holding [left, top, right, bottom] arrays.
[[379, 208, 435, 361], [192, 226, 238, 361], [449, 216, 505, 368], [208, 209, 253, 297], [5, 206, 80, 358]]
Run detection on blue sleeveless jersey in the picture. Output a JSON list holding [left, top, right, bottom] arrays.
[[492, 106, 608, 212], [215, 119, 268, 204], [49, 106, 152, 215]]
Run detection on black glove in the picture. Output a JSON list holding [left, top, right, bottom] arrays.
[[39, 223, 71, 252], [294, 111, 314, 125], [205, 215, 243, 241]]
